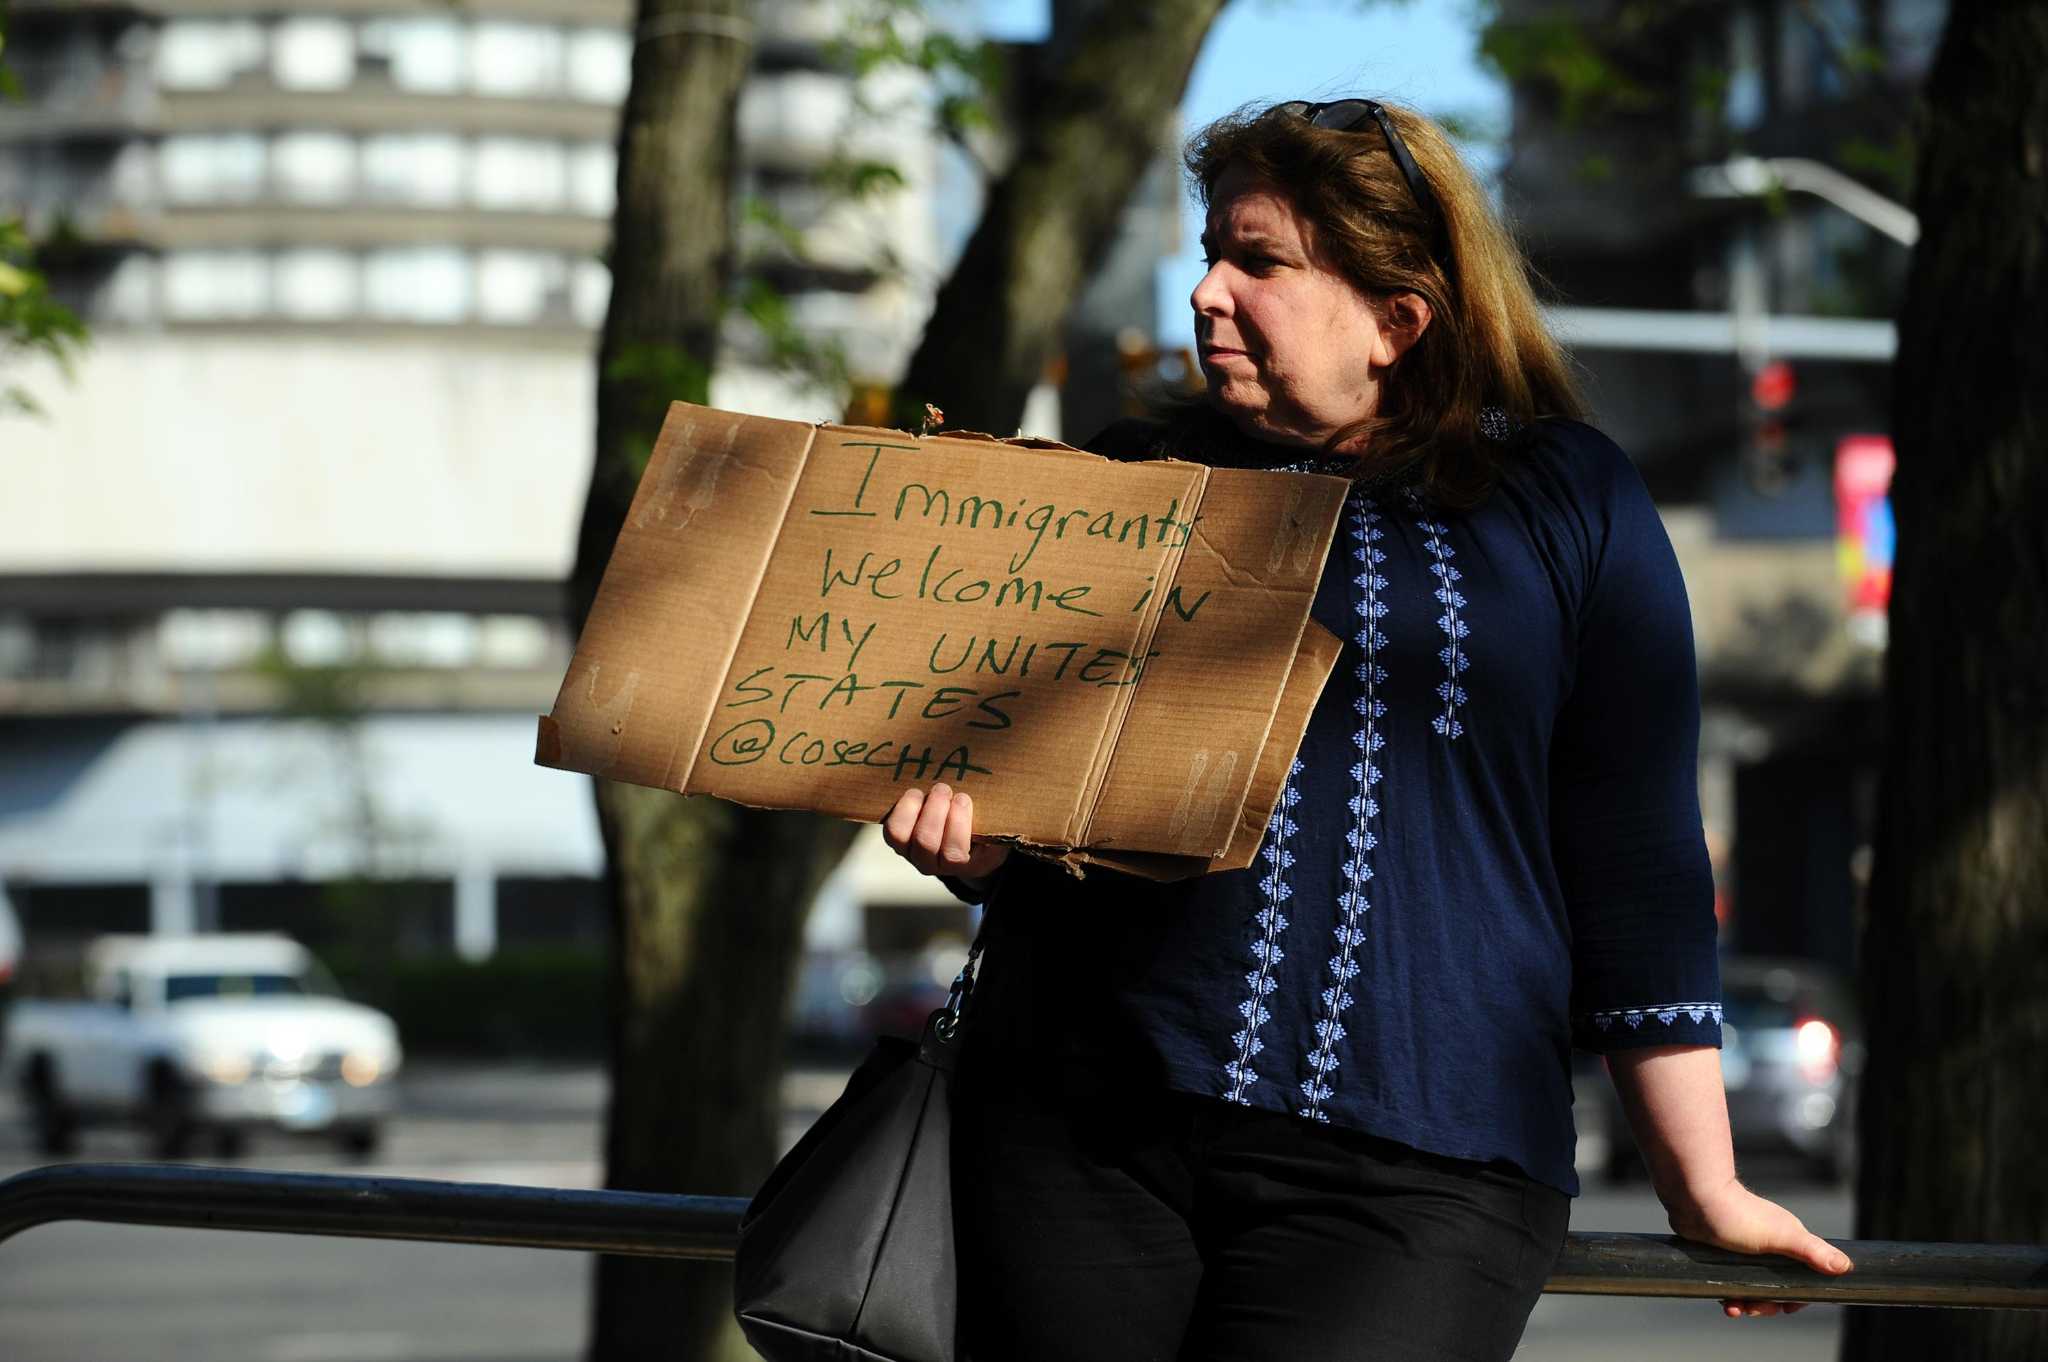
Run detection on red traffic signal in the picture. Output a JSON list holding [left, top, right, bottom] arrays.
[[1751, 360, 1796, 412]]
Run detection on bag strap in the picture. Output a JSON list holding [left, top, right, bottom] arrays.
[[932, 929, 983, 1044]]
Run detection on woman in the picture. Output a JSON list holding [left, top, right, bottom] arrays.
[[883, 98, 1851, 1362]]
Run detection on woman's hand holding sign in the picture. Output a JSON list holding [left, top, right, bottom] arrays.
[[883, 784, 1012, 883]]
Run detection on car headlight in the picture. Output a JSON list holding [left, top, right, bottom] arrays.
[[200, 1050, 253, 1085], [340, 1051, 386, 1087]]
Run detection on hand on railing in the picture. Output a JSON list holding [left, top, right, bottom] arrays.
[[1669, 1177, 1854, 1318]]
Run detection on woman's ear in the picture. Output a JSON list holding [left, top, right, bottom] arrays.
[[1373, 291, 1433, 367]]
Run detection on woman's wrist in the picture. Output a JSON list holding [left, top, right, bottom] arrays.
[[1659, 1170, 1743, 1238], [1641, 1136, 1739, 1224]]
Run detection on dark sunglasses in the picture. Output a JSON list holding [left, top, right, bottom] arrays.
[[1277, 99, 1445, 250]]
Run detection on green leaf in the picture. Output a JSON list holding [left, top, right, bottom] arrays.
[[817, 156, 907, 200], [1480, 7, 1670, 125], [741, 195, 809, 253], [0, 215, 90, 411], [734, 274, 851, 396], [604, 341, 713, 473]]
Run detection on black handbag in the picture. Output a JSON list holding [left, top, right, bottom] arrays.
[[734, 942, 980, 1361]]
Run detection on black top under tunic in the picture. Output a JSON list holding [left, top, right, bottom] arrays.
[[951, 411, 1721, 1196]]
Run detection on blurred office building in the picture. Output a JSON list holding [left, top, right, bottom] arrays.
[[1497, 0, 1943, 968], [0, 0, 960, 962]]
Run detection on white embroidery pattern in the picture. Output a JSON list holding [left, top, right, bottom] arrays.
[[1225, 760, 1303, 1103], [1299, 493, 1387, 1122], [1588, 1002, 1724, 1031], [1477, 405, 1517, 442], [1411, 493, 1469, 740]]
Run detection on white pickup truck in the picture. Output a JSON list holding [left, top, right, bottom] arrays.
[[6, 934, 403, 1158]]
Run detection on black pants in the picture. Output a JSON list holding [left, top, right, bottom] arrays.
[[952, 1063, 1569, 1362]]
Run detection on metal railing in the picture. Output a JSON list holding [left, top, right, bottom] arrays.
[[3, 1163, 2044, 1310]]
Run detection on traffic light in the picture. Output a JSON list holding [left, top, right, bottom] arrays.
[[1742, 359, 1798, 496]]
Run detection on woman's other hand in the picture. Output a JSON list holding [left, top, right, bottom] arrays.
[[882, 783, 1011, 882], [1603, 1045, 1852, 1319], [1668, 1176, 1853, 1318]]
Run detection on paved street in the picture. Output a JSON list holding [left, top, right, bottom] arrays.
[[0, 1063, 1854, 1361]]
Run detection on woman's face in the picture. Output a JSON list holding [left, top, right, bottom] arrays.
[[1192, 163, 1418, 452]]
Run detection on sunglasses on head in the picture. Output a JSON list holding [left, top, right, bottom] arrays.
[[1277, 99, 1445, 251]]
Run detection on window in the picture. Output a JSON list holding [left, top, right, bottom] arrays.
[[275, 249, 359, 320], [164, 251, 269, 320], [160, 133, 267, 204], [476, 250, 566, 324], [566, 27, 631, 103], [1776, 0, 1861, 111], [272, 16, 354, 91], [739, 71, 855, 167], [280, 609, 356, 665], [362, 16, 463, 93], [156, 19, 265, 91], [109, 141, 154, 203], [471, 137, 566, 211], [366, 612, 479, 667], [496, 876, 607, 946], [365, 247, 472, 323], [218, 880, 454, 959], [569, 142, 617, 216], [165, 973, 316, 1003], [1723, 5, 1765, 132], [572, 258, 611, 329], [273, 131, 356, 204], [96, 255, 158, 324], [361, 133, 465, 206], [1885, 0, 1945, 82], [159, 610, 271, 670], [469, 21, 563, 97], [5, 885, 150, 960], [476, 615, 553, 669]]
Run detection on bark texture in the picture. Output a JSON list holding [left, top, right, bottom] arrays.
[[587, 785, 856, 1362], [576, 0, 749, 613], [576, 4, 861, 1359], [891, 0, 1229, 435], [1843, 5, 2048, 1359]]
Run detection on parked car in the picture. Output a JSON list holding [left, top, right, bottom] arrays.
[[788, 942, 966, 1059], [0, 891, 20, 1064], [5, 933, 403, 1159], [789, 950, 885, 1059], [1598, 957, 1862, 1184]]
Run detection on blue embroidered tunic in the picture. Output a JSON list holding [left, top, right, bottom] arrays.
[[954, 413, 1721, 1197]]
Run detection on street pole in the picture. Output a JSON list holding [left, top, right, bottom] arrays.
[[1690, 155, 1920, 247]]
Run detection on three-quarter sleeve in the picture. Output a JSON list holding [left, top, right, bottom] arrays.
[[1547, 429, 1722, 1054]]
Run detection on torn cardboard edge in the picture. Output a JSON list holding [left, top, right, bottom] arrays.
[[537, 401, 1349, 881]]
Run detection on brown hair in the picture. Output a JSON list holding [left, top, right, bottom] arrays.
[[1185, 100, 1585, 506]]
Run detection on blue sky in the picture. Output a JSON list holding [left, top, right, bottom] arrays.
[[975, 0, 1507, 342]]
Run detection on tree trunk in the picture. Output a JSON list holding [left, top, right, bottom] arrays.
[[587, 786, 857, 1362], [575, 1, 750, 613], [1843, 5, 2048, 1360], [575, 5, 863, 1359], [891, 0, 1228, 436]]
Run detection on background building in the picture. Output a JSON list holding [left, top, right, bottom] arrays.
[[1496, 0, 1943, 967], [0, 0, 960, 967]]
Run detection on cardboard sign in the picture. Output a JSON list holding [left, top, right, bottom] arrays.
[[537, 402, 1348, 878]]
